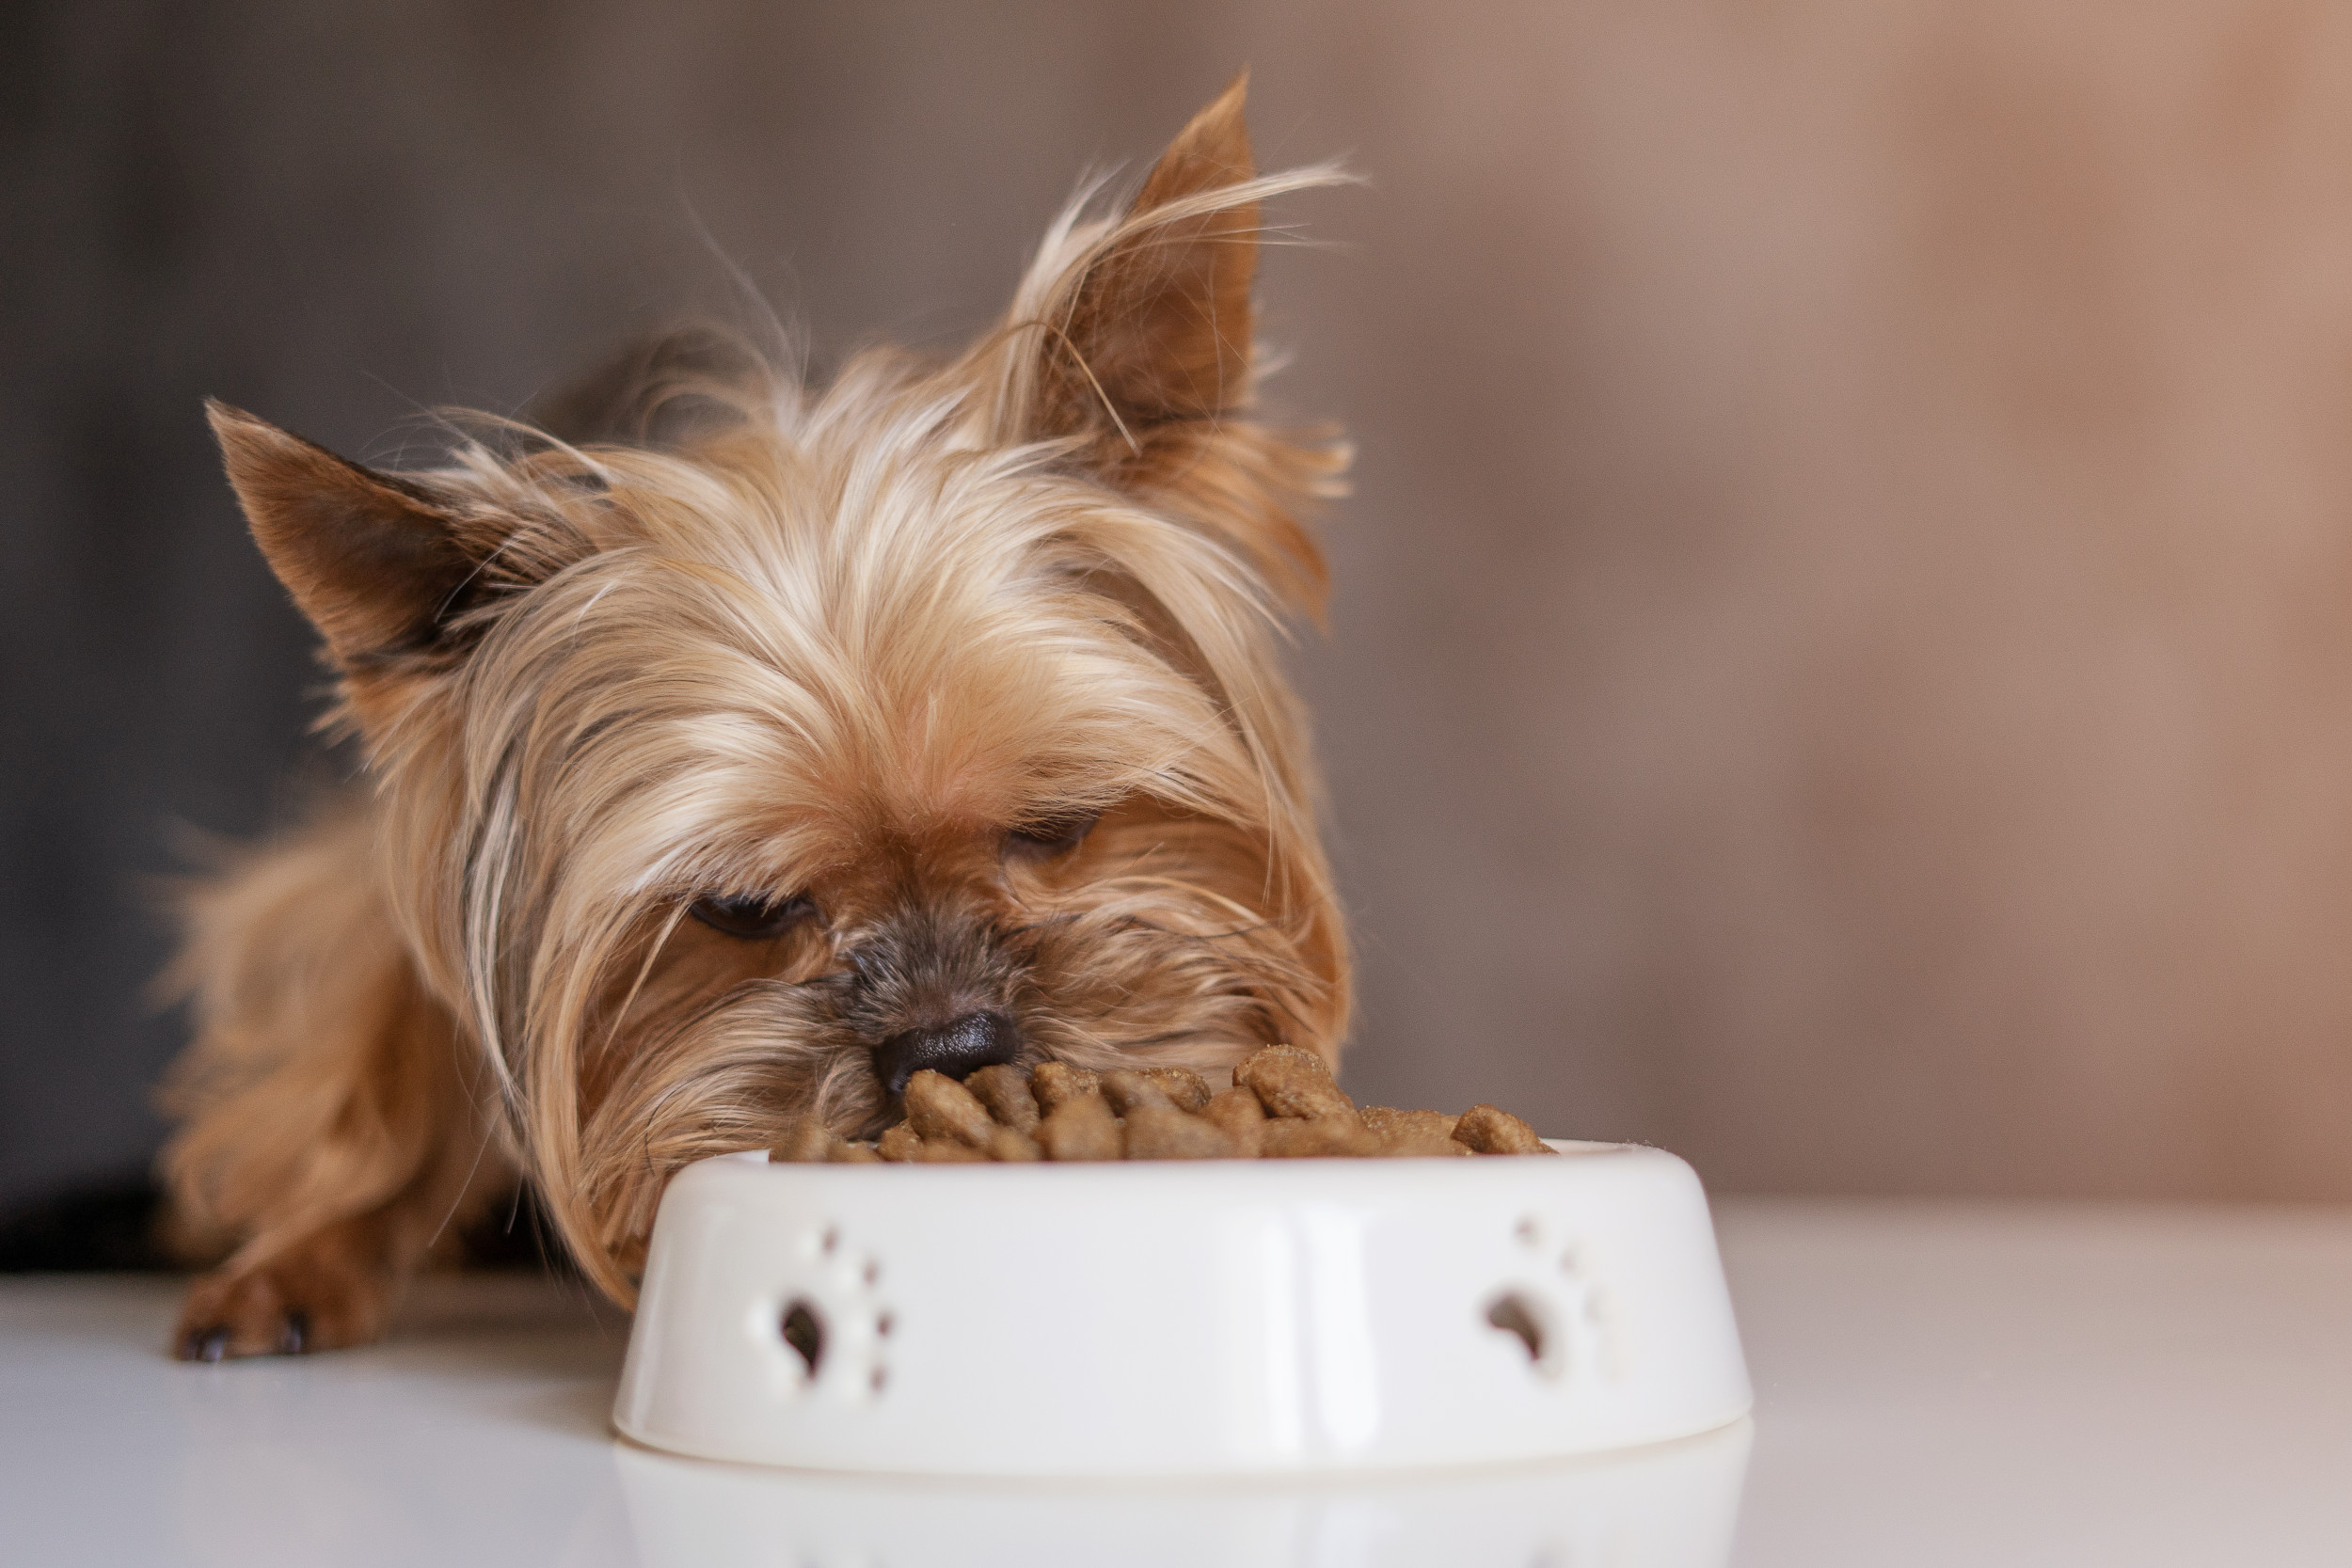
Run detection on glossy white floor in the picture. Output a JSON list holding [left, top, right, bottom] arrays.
[[6, 1198, 2350, 1566]]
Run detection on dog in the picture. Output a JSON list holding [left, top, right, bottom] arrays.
[[160, 75, 1353, 1359]]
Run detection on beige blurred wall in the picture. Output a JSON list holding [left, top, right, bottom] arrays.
[[19, 0, 2352, 1199], [1256, 0, 2352, 1197]]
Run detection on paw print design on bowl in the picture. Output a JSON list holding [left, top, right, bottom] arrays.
[[1483, 1213, 1623, 1386], [757, 1220, 894, 1405]]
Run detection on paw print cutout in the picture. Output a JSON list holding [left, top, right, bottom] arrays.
[[766, 1221, 895, 1404], [1482, 1214, 1621, 1384]]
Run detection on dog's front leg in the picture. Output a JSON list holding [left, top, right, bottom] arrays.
[[161, 810, 511, 1360], [175, 1208, 407, 1360], [167, 1037, 509, 1362]]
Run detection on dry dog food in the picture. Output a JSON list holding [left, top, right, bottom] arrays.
[[771, 1044, 1558, 1164]]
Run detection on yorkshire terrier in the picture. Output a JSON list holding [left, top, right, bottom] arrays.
[[162, 76, 1351, 1359]]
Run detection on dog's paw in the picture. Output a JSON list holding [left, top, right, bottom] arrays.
[[171, 1246, 389, 1362]]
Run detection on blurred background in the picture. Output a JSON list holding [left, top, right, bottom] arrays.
[[10, 0, 2352, 1224]]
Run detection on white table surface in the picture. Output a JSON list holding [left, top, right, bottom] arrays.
[[6, 1197, 2349, 1566]]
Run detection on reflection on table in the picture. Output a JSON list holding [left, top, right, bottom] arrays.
[[613, 1418, 1752, 1568]]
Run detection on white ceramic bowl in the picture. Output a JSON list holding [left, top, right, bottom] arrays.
[[613, 1141, 1750, 1478]]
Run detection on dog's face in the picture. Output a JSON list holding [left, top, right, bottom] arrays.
[[205, 80, 1348, 1292]]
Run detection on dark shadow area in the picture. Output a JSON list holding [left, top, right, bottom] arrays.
[[0, 1171, 170, 1271], [0, 1168, 580, 1277]]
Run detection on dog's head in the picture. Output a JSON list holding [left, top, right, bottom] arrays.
[[206, 79, 1349, 1295]]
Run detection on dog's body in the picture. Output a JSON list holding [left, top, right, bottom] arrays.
[[161, 80, 1352, 1358]]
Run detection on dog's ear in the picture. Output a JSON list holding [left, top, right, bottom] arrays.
[[990, 72, 1350, 620], [1028, 71, 1262, 442], [207, 400, 498, 669]]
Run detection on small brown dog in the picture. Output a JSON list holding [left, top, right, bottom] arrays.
[[161, 77, 1352, 1358]]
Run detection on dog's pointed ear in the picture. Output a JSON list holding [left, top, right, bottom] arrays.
[[1023, 71, 1263, 444], [207, 400, 491, 668], [989, 73, 1350, 621]]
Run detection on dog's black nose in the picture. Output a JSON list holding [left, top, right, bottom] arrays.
[[872, 1011, 1021, 1097]]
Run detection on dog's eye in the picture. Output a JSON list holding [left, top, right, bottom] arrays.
[[688, 892, 818, 940], [1006, 810, 1101, 860]]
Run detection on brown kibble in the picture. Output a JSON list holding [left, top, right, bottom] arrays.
[[1036, 1092, 1123, 1162], [1453, 1103, 1554, 1155], [904, 1069, 997, 1148], [1366, 1101, 1473, 1157], [985, 1125, 1042, 1162], [877, 1121, 923, 1163], [774, 1064, 1552, 1168], [1100, 1069, 1172, 1116], [1377, 1126, 1475, 1158], [1237, 1042, 1325, 1077], [1235, 1044, 1353, 1120], [1201, 1086, 1265, 1157], [1260, 1115, 1381, 1159], [966, 1063, 1041, 1133], [1361, 1106, 1460, 1144], [1123, 1103, 1234, 1160], [1031, 1060, 1101, 1115], [768, 1115, 834, 1164], [1138, 1066, 1213, 1112]]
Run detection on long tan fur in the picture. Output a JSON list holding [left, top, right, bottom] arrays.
[[162, 77, 1352, 1352]]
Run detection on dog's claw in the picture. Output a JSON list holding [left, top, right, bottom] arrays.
[[277, 1309, 310, 1356], [183, 1326, 230, 1363]]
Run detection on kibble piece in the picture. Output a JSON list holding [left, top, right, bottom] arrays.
[[877, 1121, 924, 1163], [1137, 1066, 1214, 1113], [1123, 1103, 1234, 1160], [1261, 1116, 1382, 1158], [1037, 1092, 1123, 1162], [769, 1115, 834, 1164], [966, 1063, 1041, 1133], [1234, 1044, 1354, 1121], [829, 1140, 884, 1164], [915, 1137, 989, 1163], [904, 1069, 997, 1148], [1031, 1061, 1102, 1116], [1100, 1069, 1173, 1117], [1364, 1101, 1474, 1157], [985, 1125, 1042, 1162], [1361, 1106, 1460, 1144], [1452, 1103, 1555, 1155], [1200, 1085, 1266, 1157], [1377, 1126, 1475, 1158]]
